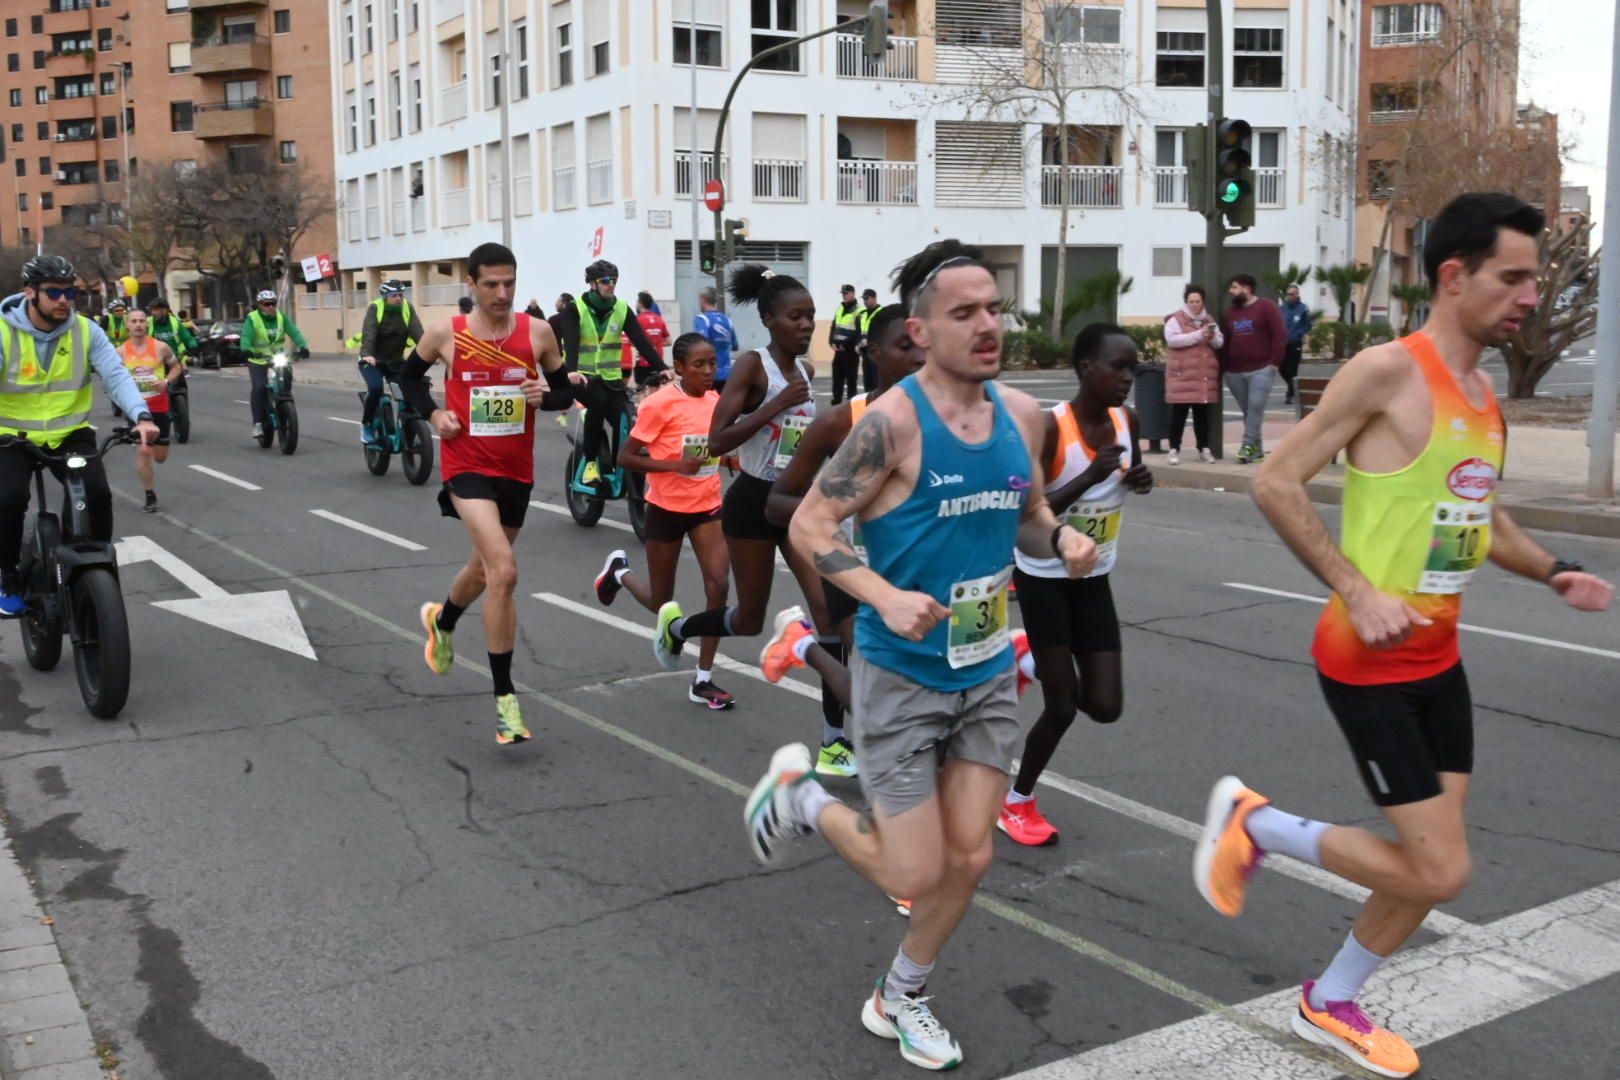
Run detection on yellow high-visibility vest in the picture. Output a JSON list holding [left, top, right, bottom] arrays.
[[0, 316, 94, 447]]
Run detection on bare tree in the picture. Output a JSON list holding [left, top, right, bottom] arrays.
[[922, 0, 1146, 338], [105, 168, 196, 301], [0, 247, 32, 294], [1500, 219, 1599, 398]]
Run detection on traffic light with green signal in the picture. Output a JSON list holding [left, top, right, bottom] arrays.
[[1215, 118, 1255, 232]]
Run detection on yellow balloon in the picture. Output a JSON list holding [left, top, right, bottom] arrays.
[[120, 275, 139, 298]]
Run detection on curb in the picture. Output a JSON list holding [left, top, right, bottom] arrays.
[[0, 834, 103, 1079], [1151, 463, 1620, 541]]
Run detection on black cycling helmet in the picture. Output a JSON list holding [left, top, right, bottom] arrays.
[[22, 254, 77, 288], [585, 259, 619, 285], [380, 278, 405, 297]]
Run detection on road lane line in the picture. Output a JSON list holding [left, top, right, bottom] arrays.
[[1224, 582, 1620, 660], [233, 399, 251, 405], [533, 591, 1472, 933], [1007, 878, 1620, 1080], [330, 415, 441, 440], [308, 509, 428, 551], [528, 499, 636, 533], [188, 464, 261, 491], [109, 503, 1218, 1014]]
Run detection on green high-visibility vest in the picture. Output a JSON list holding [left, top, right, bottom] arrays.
[[244, 309, 288, 363], [575, 296, 631, 381], [150, 313, 190, 357], [347, 298, 417, 351], [104, 314, 128, 345], [0, 316, 93, 447], [832, 305, 861, 349], [857, 306, 879, 335]]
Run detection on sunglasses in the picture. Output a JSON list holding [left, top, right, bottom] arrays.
[[259, 299, 278, 306], [40, 287, 79, 301], [598, 277, 617, 286]]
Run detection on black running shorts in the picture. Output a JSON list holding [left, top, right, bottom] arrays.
[[643, 502, 721, 543], [1318, 662, 1474, 807], [1013, 569, 1122, 655], [721, 472, 787, 543], [437, 472, 533, 529]]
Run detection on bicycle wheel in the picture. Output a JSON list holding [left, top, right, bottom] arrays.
[[173, 392, 191, 444], [71, 568, 131, 719], [627, 470, 648, 542], [564, 446, 604, 527], [366, 399, 392, 475], [402, 417, 434, 485], [20, 526, 63, 672], [277, 399, 299, 455]]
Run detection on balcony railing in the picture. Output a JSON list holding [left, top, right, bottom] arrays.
[[191, 34, 272, 75], [364, 205, 382, 238], [1153, 166, 1187, 207], [1370, 108, 1419, 124], [390, 198, 406, 234], [410, 196, 427, 231], [753, 158, 805, 202], [587, 158, 613, 204], [1255, 167, 1285, 208], [1050, 44, 1126, 88], [194, 98, 273, 138], [673, 150, 729, 197], [1040, 165, 1123, 209], [512, 175, 533, 216], [440, 80, 467, 124], [54, 129, 96, 143], [1371, 29, 1441, 48], [836, 160, 917, 206], [835, 33, 919, 80], [553, 166, 577, 210], [442, 186, 470, 227], [345, 207, 362, 242]]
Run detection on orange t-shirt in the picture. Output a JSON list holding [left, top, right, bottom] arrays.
[[629, 384, 722, 514]]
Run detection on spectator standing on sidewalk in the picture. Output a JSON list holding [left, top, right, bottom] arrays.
[[1163, 284, 1223, 465], [1280, 283, 1313, 405], [828, 283, 862, 404], [1220, 273, 1286, 463], [857, 287, 882, 392], [693, 287, 740, 392], [623, 291, 670, 383]]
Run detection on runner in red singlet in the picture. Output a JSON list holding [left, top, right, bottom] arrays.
[[397, 242, 576, 746]]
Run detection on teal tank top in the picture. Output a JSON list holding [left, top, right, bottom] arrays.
[[855, 375, 1031, 691]]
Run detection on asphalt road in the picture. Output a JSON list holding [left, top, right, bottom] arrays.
[[1, 370, 1617, 1080]]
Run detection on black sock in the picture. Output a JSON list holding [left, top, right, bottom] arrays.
[[437, 597, 466, 632], [489, 651, 515, 696], [818, 637, 847, 732], [672, 606, 733, 642]]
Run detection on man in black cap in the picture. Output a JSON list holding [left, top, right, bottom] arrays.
[[828, 282, 861, 404]]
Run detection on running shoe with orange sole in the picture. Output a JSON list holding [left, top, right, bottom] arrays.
[[760, 605, 810, 683], [1292, 980, 1419, 1078], [1193, 775, 1270, 917], [1012, 629, 1034, 699], [998, 798, 1059, 846], [420, 601, 453, 675]]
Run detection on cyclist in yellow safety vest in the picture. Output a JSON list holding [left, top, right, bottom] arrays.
[[240, 289, 310, 440], [101, 301, 129, 346], [356, 279, 425, 446], [555, 259, 665, 484], [0, 255, 157, 616], [147, 297, 199, 364]]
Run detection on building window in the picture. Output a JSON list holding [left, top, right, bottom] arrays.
[[1232, 25, 1283, 88], [36, 87, 49, 104], [346, 99, 358, 152], [100, 72, 115, 94], [1155, 30, 1204, 87], [409, 66, 422, 131], [554, 20, 573, 87], [1372, 3, 1443, 47], [3, 19, 14, 37], [273, 8, 291, 32], [30, 16, 43, 33], [97, 27, 112, 50], [13, 160, 23, 178], [41, 193, 53, 210], [344, 13, 355, 61], [1045, 5, 1122, 46], [9, 124, 20, 142], [277, 74, 293, 98], [35, 122, 46, 139], [17, 194, 27, 211], [105, 160, 119, 181], [388, 72, 400, 136], [1369, 159, 1396, 199], [409, 0, 419, 33], [586, 0, 609, 76], [171, 101, 195, 131], [387, 0, 399, 42], [129, 157, 136, 176], [7, 90, 18, 107], [1370, 81, 1422, 119], [751, 0, 801, 73], [279, 140, 297, 164], [365, 89, 376, 145], [225, 78, 259, 105], [227, 144, 262, 172], [166, 0, 188, 10], [169, 42, 190, 73], [362, 2, 374, 53], [6, 54, 18, 74], [102, 115, 117, 139], [38, 157, 50, 174], [486, 29, 502, 106], [674, 0, 723, 67], [513, 20, 529, 99]]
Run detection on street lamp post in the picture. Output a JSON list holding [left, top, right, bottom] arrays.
[[1588, 6, 1619, 500], [116, 62, 134, 278]]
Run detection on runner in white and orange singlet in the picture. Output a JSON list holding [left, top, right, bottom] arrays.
[[118, 310, 183, 513]]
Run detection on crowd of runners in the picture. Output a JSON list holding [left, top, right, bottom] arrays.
[[1, 189, 1613, 1078]]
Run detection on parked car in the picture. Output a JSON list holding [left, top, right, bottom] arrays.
[[197, 319, 248, 368]]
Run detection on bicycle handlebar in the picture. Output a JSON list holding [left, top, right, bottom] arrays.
[[0, 428, 140, 466]]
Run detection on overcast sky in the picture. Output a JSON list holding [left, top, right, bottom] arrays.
[[1518, 0, 1612, 225]]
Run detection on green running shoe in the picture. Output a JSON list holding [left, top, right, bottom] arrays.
[[816, 737, 858, 778], [495, 693, 530, 746], [653, 601, 685, 670], [420, 602, 454, 675]]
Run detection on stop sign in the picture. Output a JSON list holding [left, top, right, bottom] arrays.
[[704, 180, 725, 213]]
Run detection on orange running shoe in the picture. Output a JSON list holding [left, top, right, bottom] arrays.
[[887, 895, 911, 917], [1192, 775, 1269, 917], [1012, 630, 1034, 699], [1291, 981, 1419, 1078], [760, 606, 810, 683], [997, 798, 1059, 846]]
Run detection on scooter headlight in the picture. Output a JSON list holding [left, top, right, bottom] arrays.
[[270, 352, 290, 368], [65, 455, 87, 469]]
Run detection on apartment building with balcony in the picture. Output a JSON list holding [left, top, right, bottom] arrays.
[[0, 0, 336, 314], [329, 0, 1357, 352], [1355, 0, 1518, 323]]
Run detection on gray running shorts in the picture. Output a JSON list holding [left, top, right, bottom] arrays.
[[849, 650, 1021, 818]]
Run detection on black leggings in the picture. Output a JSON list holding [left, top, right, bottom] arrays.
[[248, 361, 293, 425], [0, 428, 112, 579], [577, 378, 628, 467], [1169, 403, 1212, 451], [831, 350, 860, 404]]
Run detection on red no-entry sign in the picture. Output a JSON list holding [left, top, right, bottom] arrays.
[[704, 180, 725, 213]]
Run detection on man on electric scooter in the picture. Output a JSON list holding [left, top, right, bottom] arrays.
[[241, 290, 310, 441], [554, 260, 666, 485], [0, 255, 158, 616], [358, 279, 425, 447]]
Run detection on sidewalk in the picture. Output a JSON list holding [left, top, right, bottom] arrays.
[[289, 353, 1620, 540]]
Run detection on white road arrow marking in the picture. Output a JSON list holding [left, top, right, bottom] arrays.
[[115, 535, 316, 659]]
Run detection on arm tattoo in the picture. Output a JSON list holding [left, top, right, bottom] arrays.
[[817, 412, 890, 501], [814, 547, 865, 576]]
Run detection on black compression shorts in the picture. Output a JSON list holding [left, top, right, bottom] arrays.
[[1013, 569, 1121, 655], [437, 473, 533, 529], [1318, 662, 1473, 807]]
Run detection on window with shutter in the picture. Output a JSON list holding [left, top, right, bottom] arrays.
[[934, 121, 1024, 208]]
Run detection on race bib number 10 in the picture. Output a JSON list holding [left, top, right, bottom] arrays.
[[468, 385, 526, 437], [947, 566, 1012, 669], [1418, 502, 1492, 595]]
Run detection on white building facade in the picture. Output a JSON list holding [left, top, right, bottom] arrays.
[[324, 0, 1358, 352]]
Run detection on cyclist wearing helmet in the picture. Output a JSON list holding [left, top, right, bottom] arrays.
[[555, 259, 665, 484], [147, 297, 199, 364], [241, 289, 310, 440], [357, 279, 425, 445], [101, 300, 130, 346], [0, 255, 157, 616]]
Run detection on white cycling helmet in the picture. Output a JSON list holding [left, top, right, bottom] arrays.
[[255, 290, 278, 303]]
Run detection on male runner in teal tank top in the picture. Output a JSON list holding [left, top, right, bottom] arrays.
[[742, 241, 1098, 1072]]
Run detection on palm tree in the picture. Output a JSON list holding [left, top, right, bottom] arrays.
[[1262, 263, 1312, 301], [1314, 264, 1373, 359], [1389, 282, 1431, 335]]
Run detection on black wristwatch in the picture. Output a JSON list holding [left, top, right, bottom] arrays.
[[1050, 522, 1072, 557], [1546, 558, 1584, 583]]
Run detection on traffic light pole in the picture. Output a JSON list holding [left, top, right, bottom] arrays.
[[1204, 0, 1225, 461]]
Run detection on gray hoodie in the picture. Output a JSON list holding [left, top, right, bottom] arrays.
[[1, 292, 151, 421]]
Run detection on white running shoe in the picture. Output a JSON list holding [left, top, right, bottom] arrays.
[[1167, 449, 1180, 465], [743, 743, 813, 866], [1199, 447, 1216, 464], [861, 979, 963, 1071]]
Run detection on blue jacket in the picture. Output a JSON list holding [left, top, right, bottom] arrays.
[[694, 310, 740, 381], [0, 293, 151, 419], [1281, 299, 1313, 346]]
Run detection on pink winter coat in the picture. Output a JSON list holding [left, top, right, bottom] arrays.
[[1163, 308, 1224, 405]]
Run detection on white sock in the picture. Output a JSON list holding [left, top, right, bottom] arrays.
[[822, 723, 844, 747], [1006, 788, 1035, 805], [790, 778, 836, 831], [613, 566, 630, 584], [1310, 931, 1387, 1009], [883, 947, 935, 1001], [791, 633, 815, 663], [1244, 805, 1330, 867], [1017, 651, 1037, 680], [694, 667, 712, 683]]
